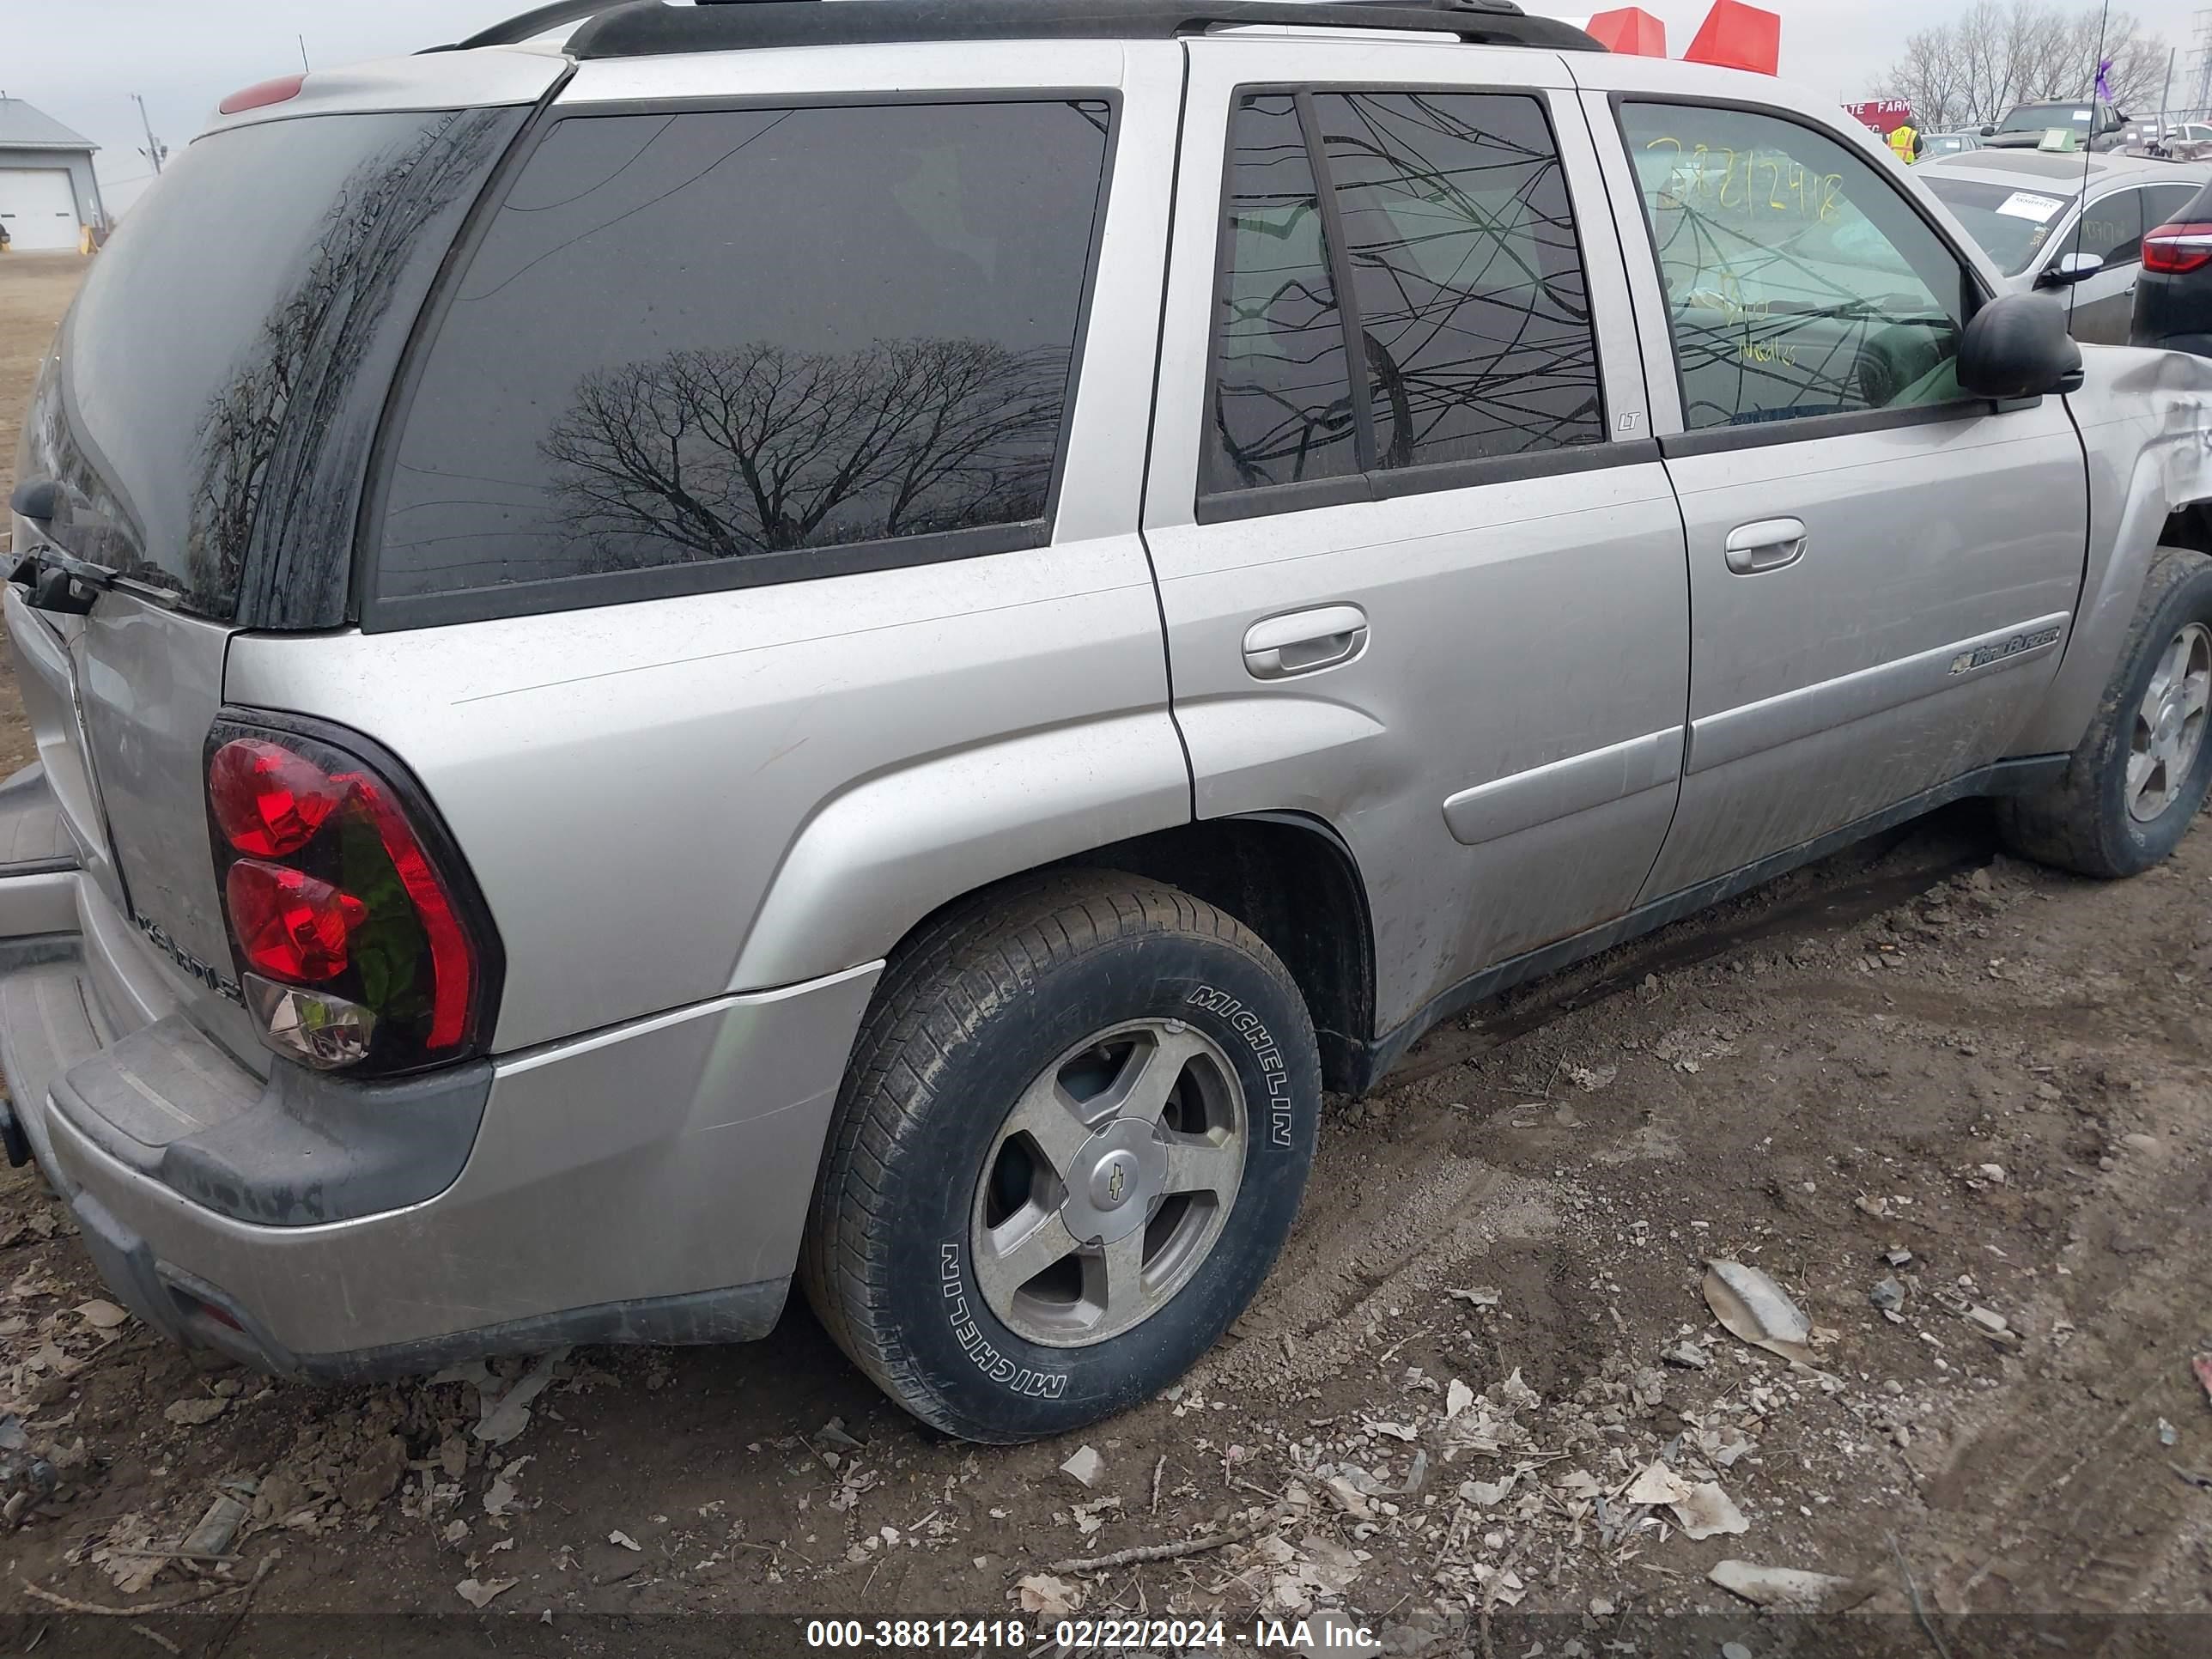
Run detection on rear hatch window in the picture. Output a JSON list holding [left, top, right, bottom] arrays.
[[16, 106, 525, 625]]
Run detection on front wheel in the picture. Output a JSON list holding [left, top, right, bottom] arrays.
[[1998, 548, 2212, 878], [799, 872, 1319, 1443]]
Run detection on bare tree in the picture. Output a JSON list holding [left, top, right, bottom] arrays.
[[1880, 2, 2170, 131], [539, 338, 1070, 568]]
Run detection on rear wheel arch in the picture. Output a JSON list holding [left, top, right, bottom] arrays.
[[2160, 501, 2212, 557], [853, 812, 1376, 1096], [1083, 814, 1376, 1093]]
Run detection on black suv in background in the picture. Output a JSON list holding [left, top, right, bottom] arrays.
[[2134, 178, 2212, 356]]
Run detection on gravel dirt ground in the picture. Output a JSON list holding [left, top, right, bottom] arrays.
[[2, 253, 2209, 1658]]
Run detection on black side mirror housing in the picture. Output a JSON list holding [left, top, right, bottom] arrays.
[[1957, 292, 2083, 401], [8, 478, 59, 524], [1980, 125, 1996, 137]]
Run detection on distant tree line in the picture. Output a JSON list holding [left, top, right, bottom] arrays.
[[1879, 1, 2171, 131]]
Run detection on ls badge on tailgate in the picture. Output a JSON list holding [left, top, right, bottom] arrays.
[[134, 915, 245, 1004]]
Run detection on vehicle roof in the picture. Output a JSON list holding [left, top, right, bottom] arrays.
[[445, 0, 1603, 57], [550, 0, 1600, 58], [1919, 149, 2206, 194]]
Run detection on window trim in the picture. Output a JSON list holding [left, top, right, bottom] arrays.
[[1198, 438, 1660, 524], [1197, 81, 1626, 525], [1607, 90, 1996, 453], [356, 87, 1121, 633]]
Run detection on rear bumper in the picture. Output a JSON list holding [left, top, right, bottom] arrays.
[[0, 767, 881, 1376]]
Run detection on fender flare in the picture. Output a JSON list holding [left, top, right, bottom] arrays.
[[2012, 349, 2212, 757], [726, 712, 1190, 992]]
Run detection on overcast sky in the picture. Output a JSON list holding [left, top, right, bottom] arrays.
[[9, 0, 2210, 214]]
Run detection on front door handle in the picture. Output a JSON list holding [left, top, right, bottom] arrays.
[[1243, 604, 1369, 679], [1723, 517, 1808, 574]]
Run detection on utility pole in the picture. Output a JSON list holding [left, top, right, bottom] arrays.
[[131, 92, 165, 176], [2161, 45, 2176, 132], [2195, 9, 2212, 118]]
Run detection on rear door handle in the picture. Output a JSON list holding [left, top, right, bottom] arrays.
[[1723, 517, 1808, 574], [1242, 604, 1369, 679]]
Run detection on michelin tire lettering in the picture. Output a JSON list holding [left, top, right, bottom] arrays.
[[1184, 984, 1294, 1148], [939, 1243, 1068, 1398]]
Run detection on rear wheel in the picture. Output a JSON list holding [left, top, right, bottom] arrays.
[[800, 872, 1319, 1443], [1997, 549, 2212, 877]]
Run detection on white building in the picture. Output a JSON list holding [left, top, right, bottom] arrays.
[[0, 96, 105, 251]]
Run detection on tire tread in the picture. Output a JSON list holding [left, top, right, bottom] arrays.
[[1998, 548, 2212, 877], [799, 869, 1296, 1436]]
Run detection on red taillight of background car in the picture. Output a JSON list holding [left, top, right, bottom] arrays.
[[2142, 222, 2212, 275], [204, 718, 500, 1073]]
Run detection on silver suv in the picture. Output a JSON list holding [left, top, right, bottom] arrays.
[[8, 0, 2212, 1444]]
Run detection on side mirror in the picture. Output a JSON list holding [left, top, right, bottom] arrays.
[[1980, 125, 1996, 137], [1957, 292, 2084, 400], [7, 478, 58, 524], [2035, 251, 2106, 289]]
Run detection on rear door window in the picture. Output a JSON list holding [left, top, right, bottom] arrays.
[[2143, 182, 2199, 234], [1317, 91, 1602, 471], [1204, 88, 1603, 507], [374, 100, 1113, 619], [2071, 187, 2146, 267], [1206, 94, 1362, 493]]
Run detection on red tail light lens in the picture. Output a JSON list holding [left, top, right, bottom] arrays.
[[2143, 222, 2212, 274], [205, 719, 501, 1074], [209, 738, 349, 857], [225, 860, 365, 981]]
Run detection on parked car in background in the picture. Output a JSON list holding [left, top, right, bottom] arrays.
[[9, 0, 2212, 1446], [1980, 99, 2130, 151], [1919, 130, 1982, 161], [1921, 149, 2207, 340], [2129, 121, 2212, 161], [2134, 175, 2212, 355]]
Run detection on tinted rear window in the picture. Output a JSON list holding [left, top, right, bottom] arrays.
[[1203, 89, 1601, 505], [375, 100, 1113, 616], [20, 109, 519, 623]]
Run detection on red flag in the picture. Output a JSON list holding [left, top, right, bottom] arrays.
[[1585, 7, 1667, 57], [1683, 0, 1782, 76]]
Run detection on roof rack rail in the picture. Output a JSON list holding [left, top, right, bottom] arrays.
[[447, 0, 619, 50], [562, 0, 1601, 60]]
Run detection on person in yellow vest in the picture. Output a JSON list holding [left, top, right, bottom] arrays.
[[1887, 122, 1920, 165]]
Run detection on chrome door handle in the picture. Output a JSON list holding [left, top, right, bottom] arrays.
[[1723, 517, 1808, 574], [1242, 604, 1369, 679]]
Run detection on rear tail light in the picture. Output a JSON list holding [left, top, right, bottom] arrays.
[[2142, 222, 2212, 274], [205, 717, 501, 1074], [225, 861, 365, 981]]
